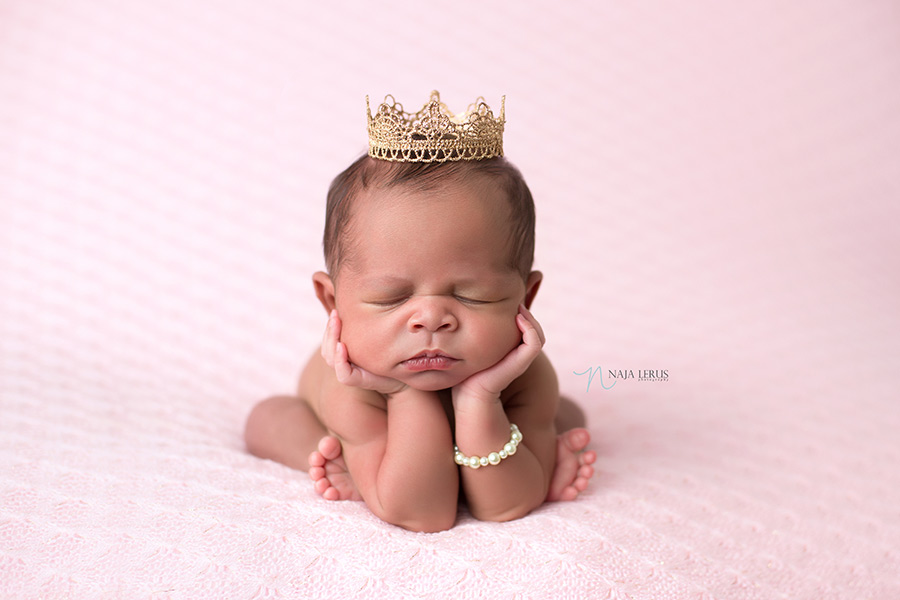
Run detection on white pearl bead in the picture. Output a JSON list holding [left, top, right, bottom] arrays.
[[452, 424, 522, 469]]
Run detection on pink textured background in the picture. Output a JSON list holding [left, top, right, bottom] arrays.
[[2, 1, 899, 598]]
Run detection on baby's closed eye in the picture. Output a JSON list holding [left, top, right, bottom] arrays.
[[363, 294, 501, 307], [365, 296, 410, 307], [453, 295, 491, 305]]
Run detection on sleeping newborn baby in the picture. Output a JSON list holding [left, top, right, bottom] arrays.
[[244, 92, 595, 532]]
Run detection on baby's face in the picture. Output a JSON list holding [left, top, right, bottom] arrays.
[[332, 177, 530, 391]]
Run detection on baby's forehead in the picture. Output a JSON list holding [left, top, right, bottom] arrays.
[[357, 270, 515, 286], [325, 155, 533, 280], [352, 190, 513, 253], [352, 184, 511, 234], [337, 189, 518, 280], [359, 174, 510, 216]]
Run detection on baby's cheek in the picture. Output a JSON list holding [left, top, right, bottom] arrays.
[[338, 321, 368, 361], [483, 317, 523, 363], [502, 318, 524, 351], [340, 320, 394, 375]]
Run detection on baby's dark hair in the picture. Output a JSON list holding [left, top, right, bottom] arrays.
[[323, 155, 536, 279]]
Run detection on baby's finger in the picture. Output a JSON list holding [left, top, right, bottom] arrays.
[[334, 341, 355, 384], [321, 311, 334, 362], [517, 304, 546, 347], [519, 304, 545, 343], [321, 310, 343, 366]]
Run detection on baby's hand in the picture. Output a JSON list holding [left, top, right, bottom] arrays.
[[321, 310, 408, 396], [452, 304, 545, 405]]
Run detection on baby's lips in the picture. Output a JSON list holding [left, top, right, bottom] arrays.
[[405, 349, 458, 361], [400, 353, 459, 372]]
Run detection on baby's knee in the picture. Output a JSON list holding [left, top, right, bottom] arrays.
[[244, 395, 294, 456], [554, 395, 586, 431]]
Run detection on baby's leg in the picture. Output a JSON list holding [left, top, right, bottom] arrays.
[[244, 395, 360, 501], [555, 395, 587, 431], [244, 395, 326, 471], [547, 396, 597, 502]]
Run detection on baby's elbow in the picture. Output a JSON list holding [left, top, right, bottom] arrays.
[[379, 505, 456, 533], [392, 512, 456, 533], [472, 488, 546, 523], [473, 502, 536, 524], [400, 517, 455, 533]]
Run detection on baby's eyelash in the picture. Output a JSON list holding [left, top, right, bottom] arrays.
[[454, 295, 490, 305], [366, 295, 497, 307], [367, 297, 409, 307]]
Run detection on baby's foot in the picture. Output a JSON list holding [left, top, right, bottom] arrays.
[[546, 428, 596, 502], [308, 436, 361, 501]]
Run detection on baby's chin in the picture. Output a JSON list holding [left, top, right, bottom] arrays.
[[355, 358, 479, 392], [399, 371, 469, 392]]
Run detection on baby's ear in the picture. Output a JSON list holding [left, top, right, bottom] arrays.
[[312, 271, 336, 313], [524, 270, 543, 309]]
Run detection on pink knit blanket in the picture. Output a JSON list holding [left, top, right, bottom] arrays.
[[2, 2, 899, 598]]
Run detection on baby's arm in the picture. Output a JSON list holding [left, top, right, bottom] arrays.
[[322, 386, 459, 532], [321, 313, 459, 532], [452, 306, 558, 521]]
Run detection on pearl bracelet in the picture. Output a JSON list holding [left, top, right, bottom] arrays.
[[454, 424, 523, 469]]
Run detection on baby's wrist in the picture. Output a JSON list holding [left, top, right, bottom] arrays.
[[384, 386, 433, 403], [452, 392, 504, 426], [451, 388, 501, 412], [452, 399, 513, 460]]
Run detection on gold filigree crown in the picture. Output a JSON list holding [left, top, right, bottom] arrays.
[[367, 91, 505, 163]]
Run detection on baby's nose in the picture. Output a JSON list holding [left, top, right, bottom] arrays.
[[408, 300, 458, 333]]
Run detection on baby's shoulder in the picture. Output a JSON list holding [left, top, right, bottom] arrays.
[[501, 351, 559, 406], [299, 349, 386, 421]]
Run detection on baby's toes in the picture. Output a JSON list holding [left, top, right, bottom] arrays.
[[574, 477, 589, 493], [314, 477, 340, 501], [314, 477, 330, 494], [321, 485, 340, 501], [581, 450, 597, 466], [317, 436, 342, 461], [561, 428, 591, 453], [308, 450, 326, 469], [560, 486, 579, 501]]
